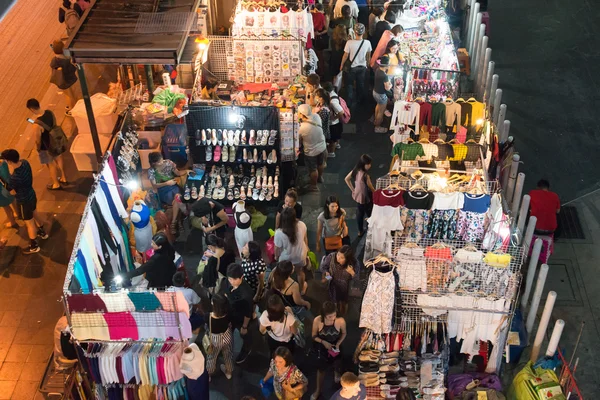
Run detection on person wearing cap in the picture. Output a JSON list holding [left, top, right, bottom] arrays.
[[373, 55, 393, 133], [333, 0, 359, 19], [298, 104, 327, 192], [339, 23, 372, 110]]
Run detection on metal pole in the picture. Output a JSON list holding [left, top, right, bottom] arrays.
[[530, 291, 557, 360], [488, 74, 499, 108], [523, 216, 538, 251], [479, 47, 492, 99], [476, 45, 489, 97], [500, 120, 511, 143], [545, 319, 565, 358], [521, 237, 542, 311], [505, 154, 520, 207], [484, 61, 495, 104], [76, 63, 103, 166], [144, 65, 155, 95], [492, 89, 502, 124], [517, 194, 531, 234], [467, 2, 480, 55], [526, 263, 549, 338], [511, 172, 526, 221], [470, 17, 483, 79], [466, 0, 478, 53]]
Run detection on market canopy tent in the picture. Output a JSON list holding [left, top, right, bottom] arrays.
[[65, 0, 201, 64]]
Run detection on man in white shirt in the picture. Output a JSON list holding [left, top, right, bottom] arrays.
[[339, 23, 371, 109], [298, 104, 327, 191], [333, 0, 359, 19]]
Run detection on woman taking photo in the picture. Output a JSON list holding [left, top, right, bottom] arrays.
[[124, 232, 176, 288], [320, 245, 356, 316], [240, 241, 267, 302], [259, 294, 298, 355], [271, 261, 311, 321], [261, 347, 308, 400], [344, 154, 375, 237], [316, 195, 350, 254], [310, 301, 347, 400], [205, 294, 234, 379], [202, 234, 235, 293], [274, 208, 309, 295]]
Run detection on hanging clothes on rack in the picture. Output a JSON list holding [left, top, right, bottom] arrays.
[[364, 189, 404, 259], [360, 259, 396, 334], [395, 244, 427, 292], [390, 100, 420, 136]]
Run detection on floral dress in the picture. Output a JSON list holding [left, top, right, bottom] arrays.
[[270, 360, 308, 400], [400, 208, 431, 241], [427, 209, 459, 239]]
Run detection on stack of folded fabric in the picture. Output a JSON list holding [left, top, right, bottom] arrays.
[[358, 350, 382, 387]]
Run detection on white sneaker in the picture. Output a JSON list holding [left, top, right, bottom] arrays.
[[220, 364, 232, 380], [335, 143, 341, 149], [384, 110, 392, 117], [328, 152, 336, 158], [374, 126, 388, 133]]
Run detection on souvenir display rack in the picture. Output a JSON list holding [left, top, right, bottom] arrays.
[[184, 104, 283, 203], [231, 1, 314, 42], [205, 36, 304, 85]]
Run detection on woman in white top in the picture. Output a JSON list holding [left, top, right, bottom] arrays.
[[274, 207, 309, 294], [259, 294, 298, 356], [333, 0, 359, 19]]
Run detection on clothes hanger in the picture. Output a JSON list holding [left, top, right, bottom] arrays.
[[418, 138, 430, 144], [433, 138, 446, 144], [466, 139, 477, 144], [431, 241, 448, 249], [462, 244, 478, 252], [448, 138, 458, 144], [466, 97, 478, 102], [409, 182, 425, 191]]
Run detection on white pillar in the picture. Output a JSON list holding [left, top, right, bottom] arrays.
[[505, 154, 520, 207], [517, 194, 531, 234], [471, 22, 485, 80], [466, 0, 479, 53], [492, 89, 502, 124], [484, 62, 495, 104], [488, 74, 499, 107], [500, 120, 511, 143], [497, 104, 507, 137], [511, 173, 526, 221], [522, 216, 538, 250], [530, 291, 557, 361], [478, 47, 491, 99], [545, 319, 565, 357], [526, 263, 549, 339], [521, 237, 542, 311]]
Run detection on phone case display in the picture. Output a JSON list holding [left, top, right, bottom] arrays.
[[279, 109, 298, 162], [399, 20, 459, 71], [229, 40, 303, 85], [231, 8, 314, 42]]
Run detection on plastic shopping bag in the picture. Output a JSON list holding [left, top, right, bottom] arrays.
[[333, 71, 343, 91]]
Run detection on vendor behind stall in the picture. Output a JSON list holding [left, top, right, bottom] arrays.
[[200, 81, 219, 100], [148, 152, 191, 235]]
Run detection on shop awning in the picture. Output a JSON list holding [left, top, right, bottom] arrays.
[[65, 0, 201, 65]]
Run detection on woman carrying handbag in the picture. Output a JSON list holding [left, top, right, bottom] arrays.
[[316, 195, 350, 254]]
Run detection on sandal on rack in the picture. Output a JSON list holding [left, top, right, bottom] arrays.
[[183, 186, 190, 201], [268, 130, 278, 145], [241, 130, 247, 145]]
